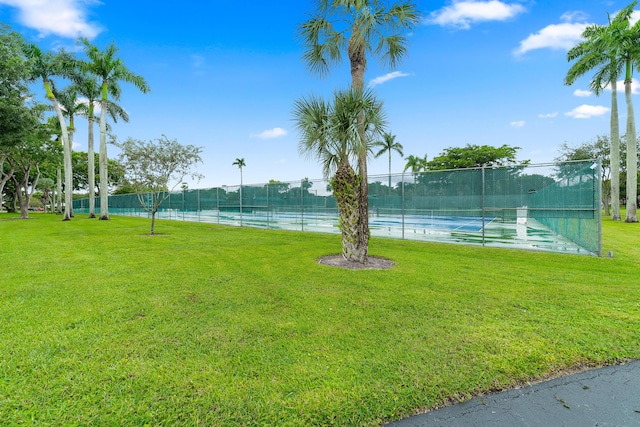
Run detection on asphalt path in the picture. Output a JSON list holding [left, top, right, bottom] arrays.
[[387, 360, 640, 427]]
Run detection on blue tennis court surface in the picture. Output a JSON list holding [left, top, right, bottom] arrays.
[[370, 215, 495, 232], [101, 208, 593, 255]]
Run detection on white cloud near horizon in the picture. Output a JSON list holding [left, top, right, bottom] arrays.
[[0, 0, 102, 39], [538, 112, 558, 119], [565, 104, 610, 119], [251, 127, 288, 139], [427, 0, 526, 29], [510, 120, 525, 127], [368, 71, 410, 88], [574, 89, 592, 97]]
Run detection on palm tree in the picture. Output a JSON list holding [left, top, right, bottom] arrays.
[[373, 131, 403, 188], [232, 158, 246, 226], [300, 0, 419, 262], [54, 85, 87, 218], [608, 1, 640, 222], [566, 21, 623, 220], [23, 43, 76, 221], [404, 154, 427, 185], [74, 74, 129, 218], [79, 38, 150, 220], [294, 88, 386, 262]]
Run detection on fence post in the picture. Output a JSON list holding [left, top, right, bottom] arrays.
[[401, 172, 405, 240], [300, 179, 304, 232], [482, 165, 486, 246]]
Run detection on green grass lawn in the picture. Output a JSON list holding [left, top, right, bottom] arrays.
[[1, 213, 639, 426]]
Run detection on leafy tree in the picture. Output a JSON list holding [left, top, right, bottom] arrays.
[[79, 38, 150, 220], [268, 179, 291, 194], [557, 136, 613, 215], [71, 151, 125, 195], [7, 105, 59, 218], [24, 43, 76, 220], [294, 88, 386, 262], [426, 144, 527, 170], [116, 135, 202, 234], [373, 131, 403, 188], [0, 24, 33, 153], [566, 18, 623, 220], [300, 0, 419, 263], [36, 177, 55, 213]]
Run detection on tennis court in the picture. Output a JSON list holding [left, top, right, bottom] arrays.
[[74, 160, 602, 256]]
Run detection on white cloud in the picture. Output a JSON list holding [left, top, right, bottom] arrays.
[[565, 104, 610, 119], [368, 71, 411, 88], [510, 120, 525, 127], [251, 127, 288, 139], [560, 11, 589, 23], [574, 89, 592, 97], [514, 21, 588, 55], [538, 112, 558, 119], [0, 0, 102, 39], [605, 78, 640, 95], [427, 0, 526, 29]]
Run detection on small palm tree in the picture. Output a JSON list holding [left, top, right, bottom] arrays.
[[79, 38, 150, 220], [404, 154, 427, 185], [294, 88, 386, 263], [373, 131, 403, 188], [232, 158, 246, 225]]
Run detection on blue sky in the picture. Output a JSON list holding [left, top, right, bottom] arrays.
[[1, 0, 637, 189]]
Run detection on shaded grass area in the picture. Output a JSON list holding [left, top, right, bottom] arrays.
[[0, 213, 638, 426]]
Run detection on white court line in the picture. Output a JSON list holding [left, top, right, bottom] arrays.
[[453, 217, 495, 232]]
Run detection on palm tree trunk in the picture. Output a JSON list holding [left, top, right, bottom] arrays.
[[88, 115, 96, 218], [53, 103, 72, 221], [625, 74, 638, 222], [350, 35, 369, 264], [56, 166, 62, 214], [388, 151, 392, 189], [610, 79, 621, 220], [99, 97, 109, 220], [332, 160, 360, 261]]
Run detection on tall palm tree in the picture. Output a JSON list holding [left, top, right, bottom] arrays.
[[606, 1, 640, 222], [300, 0, 419, 262], [373, 131, 403, 188], [74, 74, 129, 218], [566, 21, 623, 221], [232, 158, 246, 226], [294, 88, 386, 262], [54, 85, 87, 218], [23, 43, 76, 221], [79, 38, 150, 220]]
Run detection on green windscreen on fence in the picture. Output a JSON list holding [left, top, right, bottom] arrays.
[[74, 160, 602, 255]]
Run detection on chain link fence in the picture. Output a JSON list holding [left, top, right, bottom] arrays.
[[74, 160, 602, 255]]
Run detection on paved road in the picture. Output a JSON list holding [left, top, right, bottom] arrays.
[[387, 360, 640, 427]]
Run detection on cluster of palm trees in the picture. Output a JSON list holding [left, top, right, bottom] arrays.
[[295, 0, 419, 263], [565, 0, 639, 223], [24, 38, 149, 221]]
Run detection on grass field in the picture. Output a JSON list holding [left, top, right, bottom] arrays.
[[1, 212, 639, 426]]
